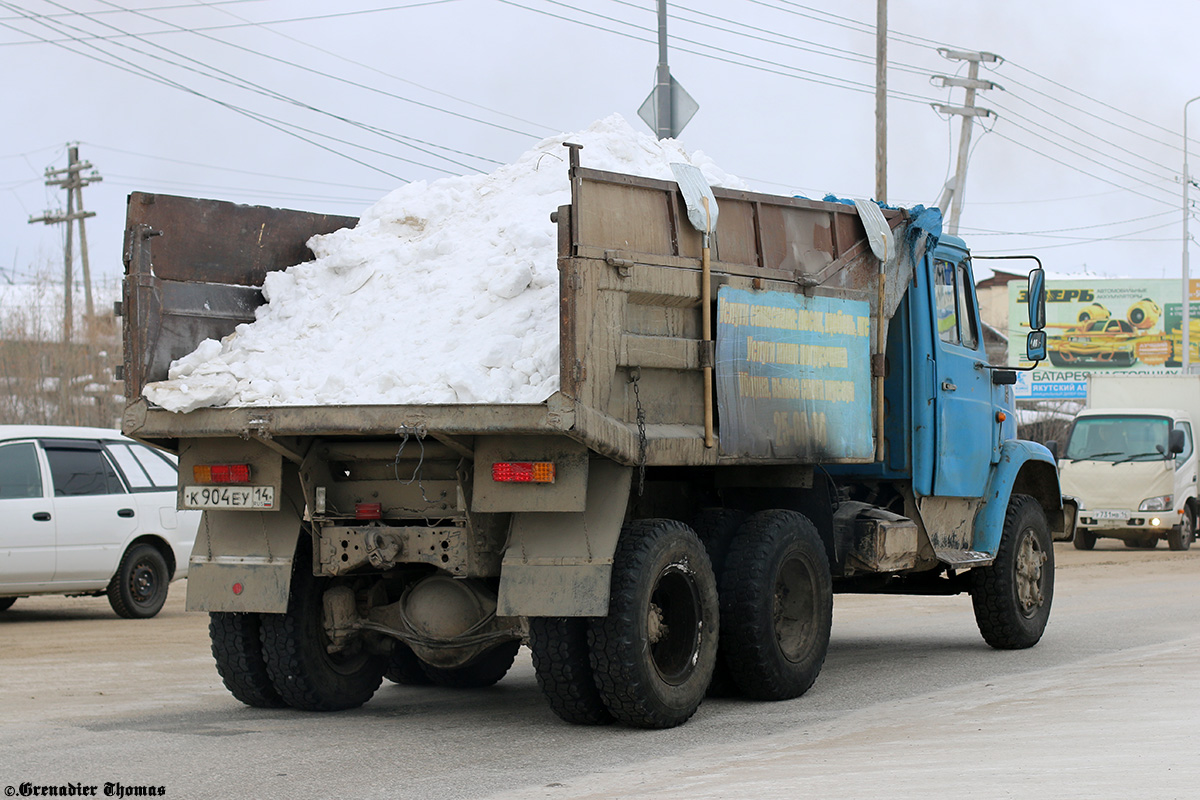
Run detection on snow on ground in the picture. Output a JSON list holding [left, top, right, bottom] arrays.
[[143, 114, 744, 413]]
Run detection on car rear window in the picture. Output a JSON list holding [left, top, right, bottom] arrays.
[[107, 443, 178, 490], [0, 442, 43, 499]]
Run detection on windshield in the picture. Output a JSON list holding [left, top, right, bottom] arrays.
[[1064, 415, 1171, 463]]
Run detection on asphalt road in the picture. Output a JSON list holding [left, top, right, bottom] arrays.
[[2, 541, 1197, 800]]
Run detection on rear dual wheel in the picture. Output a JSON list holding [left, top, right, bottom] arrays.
[[718, 510, 833, 701], [588, 519, 719, 729], [258, 539, 386, 711]]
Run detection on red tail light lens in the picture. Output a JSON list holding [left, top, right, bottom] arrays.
[[193, 464, 251, 483], [492, 462, 556, 483], [356, 503, 382, 520]]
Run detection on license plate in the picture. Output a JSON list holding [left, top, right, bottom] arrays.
[[182, 485, 275, 510], [1092, 509, 1129, 520]]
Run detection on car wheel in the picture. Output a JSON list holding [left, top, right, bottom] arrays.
[[971, 495, 1053, 650], [1073, 528, 1096, 550], [107, 543, 170, 619], [0, 597, 15, 612], [1168, 511, 1194, 551]]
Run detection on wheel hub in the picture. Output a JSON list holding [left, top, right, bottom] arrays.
[[648, 565, 702, 686], [131, 563, 157, 602], [647, 602, 667, 644], [1015, 530, 1047, 615]]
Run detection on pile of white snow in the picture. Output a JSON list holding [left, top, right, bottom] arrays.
[[143, 114, 744, 413]]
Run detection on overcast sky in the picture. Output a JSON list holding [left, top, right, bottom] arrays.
[[2, 0, 1198, 292]]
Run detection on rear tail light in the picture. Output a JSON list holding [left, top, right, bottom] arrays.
[[356, 503, 383, 520], [193, 464, 251, 483], [492, 462, 556, 483]]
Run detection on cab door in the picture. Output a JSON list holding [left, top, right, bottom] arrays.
[[930, 249, 992, 498]]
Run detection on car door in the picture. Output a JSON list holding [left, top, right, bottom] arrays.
[[930, 253, 993, 498], [0, 440, 55, 590], [105, 440, 195, 572], [43, 438, 138, 586]]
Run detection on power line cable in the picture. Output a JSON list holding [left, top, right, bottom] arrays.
[[746, 0, 1183, 150], [991, 113, 1177, 201], [987, 127, 1178, 209], [52, 0, 499, 174], [609, 0, 935, 80], [988, 97, 1176, 185], [83, 142, 391, 192], [0, 0, 268, 22], [0, 4, 408, 181], [959, 209, 1177, 237], [1003, 61, 1183, 149], [191, 0, 559, 135], [499, 0, 944, 106]]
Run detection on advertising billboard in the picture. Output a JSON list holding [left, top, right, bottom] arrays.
[[1007, 278, 1200, 399]]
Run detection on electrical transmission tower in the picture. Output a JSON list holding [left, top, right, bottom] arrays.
[[28, 144, 103, 342], [932, 49, 1002, 236]]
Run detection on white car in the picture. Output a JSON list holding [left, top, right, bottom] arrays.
[[0, 425, 199, 618]]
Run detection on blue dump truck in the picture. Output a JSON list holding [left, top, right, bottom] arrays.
[[120, 145, 1074, 728]]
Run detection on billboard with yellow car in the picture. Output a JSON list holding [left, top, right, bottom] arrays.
[[1006, 279, 1200, 399]]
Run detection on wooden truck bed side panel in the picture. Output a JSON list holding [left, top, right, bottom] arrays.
[[559, 167, 903, 466]]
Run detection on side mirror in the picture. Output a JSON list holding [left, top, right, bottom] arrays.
[[1169, 428, 1185, 455], [1026, 330, 1047, 362], [1045, 439, 1058, 460], [1027, 268, 1046, 331]]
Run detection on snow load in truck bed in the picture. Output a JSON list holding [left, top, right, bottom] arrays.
[[142, 115, 744, 413]]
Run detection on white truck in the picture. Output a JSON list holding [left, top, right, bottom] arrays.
[[1054, 374, 1199, 550]]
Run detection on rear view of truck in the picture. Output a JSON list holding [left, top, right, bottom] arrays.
[[121, 137, 1071, 728]]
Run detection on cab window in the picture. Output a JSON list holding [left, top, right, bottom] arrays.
[[933, 259, 979, 349], [0, 442, 43, 499], [1176, 422, 1194, 466], [934, 260, 959, 345], [955, 264, 979, 349]]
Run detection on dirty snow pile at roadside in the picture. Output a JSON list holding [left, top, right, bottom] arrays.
[[143, 114, 744, 413]]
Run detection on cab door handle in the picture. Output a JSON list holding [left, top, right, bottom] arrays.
[[117, 508, 135, 518], [32, 512, 51, 522], [942, 380, 957, 392]]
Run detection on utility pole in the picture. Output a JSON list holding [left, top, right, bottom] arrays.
[[932, 49, 1001, 235], [28, 144, 102, 342], [875, 0, 887, 204]]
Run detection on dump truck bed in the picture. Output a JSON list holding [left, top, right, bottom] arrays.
[[122, 158, 909, 467]]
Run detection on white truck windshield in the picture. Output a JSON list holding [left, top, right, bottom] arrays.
[[1065, 415, 1171, 463]]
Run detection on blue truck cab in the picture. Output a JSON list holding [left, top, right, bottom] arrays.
[[830, 221, 1073, 607]]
